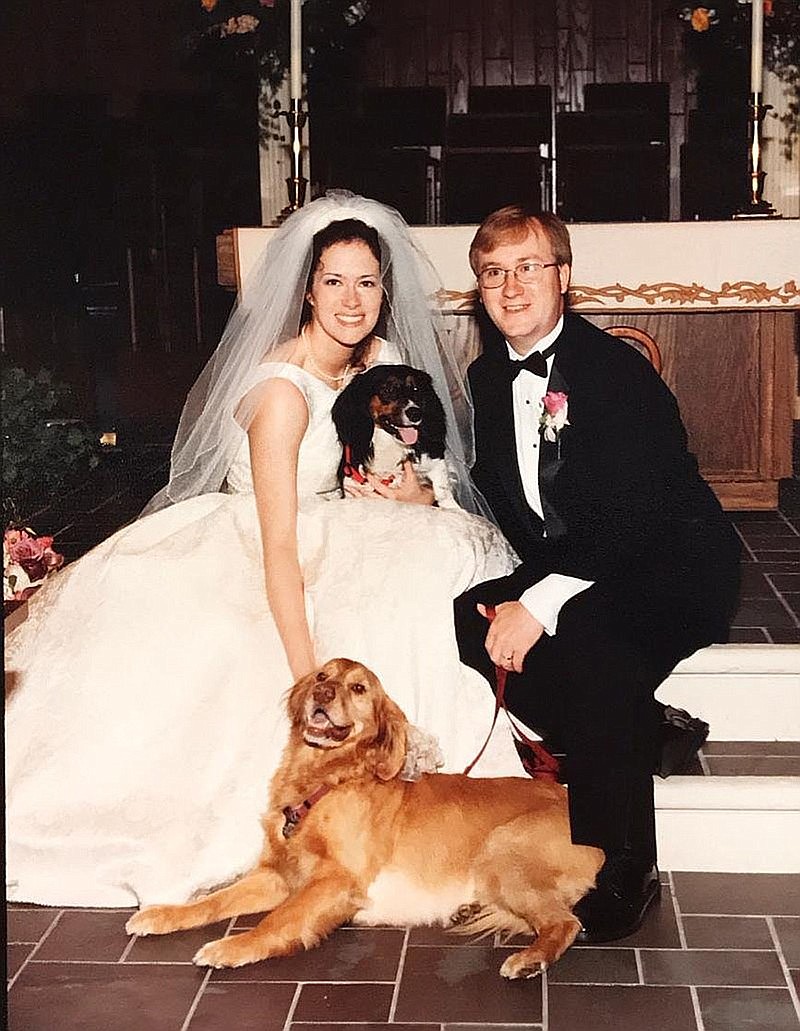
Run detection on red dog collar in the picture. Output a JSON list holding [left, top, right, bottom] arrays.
[[281, 783, 332, 839], [342, 444, 397, 488], [343, 444, 368, 485]]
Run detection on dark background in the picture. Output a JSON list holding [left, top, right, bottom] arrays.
[[0, 0, 759, 441]]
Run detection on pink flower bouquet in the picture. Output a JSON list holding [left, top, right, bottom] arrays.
[[3, 528, 64, 602]]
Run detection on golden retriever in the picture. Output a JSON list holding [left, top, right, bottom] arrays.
[[126, 658, 603, 978]]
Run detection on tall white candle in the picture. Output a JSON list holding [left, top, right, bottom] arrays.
[[290, 0, 302, 101], [750, 0, 764, 94]]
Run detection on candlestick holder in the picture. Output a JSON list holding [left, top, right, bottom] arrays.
[[734, 94, 779, 219], [281, 99, 308, 215]]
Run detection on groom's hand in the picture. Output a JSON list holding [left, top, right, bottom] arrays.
[[478, 601, 544, 673]]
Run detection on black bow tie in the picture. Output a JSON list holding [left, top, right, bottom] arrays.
[[507, 341, 557, 381]]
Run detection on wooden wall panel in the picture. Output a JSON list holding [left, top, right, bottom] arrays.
[[570, 0, 594, 74], [585, 311, 795, 508], [593, 0, 625, 40], [511, 0, 537, 86], [626, 0, 652, 70], [400, 18, 428, 85], [451, 31, 470, 114], [483, 0, 513, 61], [485, 60, 513, 86], [363, 0, 694, 218], [595, 39, 628, 84], [426, 2, 451, 88], [364, 0, 686, 116], [555, 0, 593, 108], [468, 0, 485, 87], [532, 2, 557, 87]]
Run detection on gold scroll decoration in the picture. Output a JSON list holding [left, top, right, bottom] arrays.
[[435, 280, 800, 311]]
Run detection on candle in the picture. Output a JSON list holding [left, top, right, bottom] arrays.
[[750, 0, 764, 94], [290, 0, 302, 101]]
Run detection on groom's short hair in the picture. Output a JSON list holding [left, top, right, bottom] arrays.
[[468, 206, 572, 273]]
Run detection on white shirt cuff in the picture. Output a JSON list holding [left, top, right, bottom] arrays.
[[519, 574, 594, 636]]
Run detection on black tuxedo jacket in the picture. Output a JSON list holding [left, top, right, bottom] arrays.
[[468, 312, 740, 645]]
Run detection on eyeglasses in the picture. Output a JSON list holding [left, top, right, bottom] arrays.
[[477, 261, 559, 289]]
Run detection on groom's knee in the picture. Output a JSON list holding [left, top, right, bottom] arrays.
[[453, 585, 484, 646], [453, 585, 496, 686]]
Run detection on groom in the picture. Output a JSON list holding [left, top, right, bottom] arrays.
[[454, 205, 741, 942]]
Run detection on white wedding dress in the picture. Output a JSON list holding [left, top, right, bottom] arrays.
[[5, 359, 522, 908]]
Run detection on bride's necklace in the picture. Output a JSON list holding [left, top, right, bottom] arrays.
[[303, 329, 354, 388]]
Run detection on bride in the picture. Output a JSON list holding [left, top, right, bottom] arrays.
[[5, 192, 523, 909]]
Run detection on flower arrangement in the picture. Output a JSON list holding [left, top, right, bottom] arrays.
[[677, 1, 800, 155], [681, 6, 720, 31], [4, 527, 64, 602], [539, 392, 569, 458], [183, 0, 371, 89]]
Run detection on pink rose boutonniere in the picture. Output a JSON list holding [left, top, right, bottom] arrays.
[[539, 391, 569, 457]]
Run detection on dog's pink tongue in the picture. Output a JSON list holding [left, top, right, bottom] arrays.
[[398, 426, 418, 446]]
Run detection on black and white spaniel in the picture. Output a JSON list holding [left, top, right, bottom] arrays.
[[331, 364, 456, 507]]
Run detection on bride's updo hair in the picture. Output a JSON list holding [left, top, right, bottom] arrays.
[[300, 218, 388, 367], [308, 217, 382, 273]]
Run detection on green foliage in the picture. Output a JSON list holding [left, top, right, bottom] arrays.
[[2, 365, 99, 523], [183, 0, 372, 90]]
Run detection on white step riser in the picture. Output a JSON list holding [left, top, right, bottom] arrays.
[[657, 674, 800, 740], [654, 645, 800, 872], [656, 808, 800, 872], [658, 643, 800, 740]]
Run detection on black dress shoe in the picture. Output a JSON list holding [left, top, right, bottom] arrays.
[[657, 706, 709, 778], [574, 857, 660, 943]]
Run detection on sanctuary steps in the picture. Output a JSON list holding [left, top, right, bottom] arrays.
[[654, 643, 800, 873]]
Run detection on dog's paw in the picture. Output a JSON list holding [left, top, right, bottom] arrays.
[[449, 901, 482, 926], [499, 950, 547, 980], [125, 907, 171, 937], [194, 935, 262, 969]]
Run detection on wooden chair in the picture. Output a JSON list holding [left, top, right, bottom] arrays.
[[605, 326, 663, 376]]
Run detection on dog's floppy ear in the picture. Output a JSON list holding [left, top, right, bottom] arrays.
[[286, 670, 316, 728], [369, 691, 408, 781], [415, 369, 447, 461], [331, 375, 377, 481]]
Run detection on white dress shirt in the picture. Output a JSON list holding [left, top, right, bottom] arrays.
[[506, 316, 593, 635]]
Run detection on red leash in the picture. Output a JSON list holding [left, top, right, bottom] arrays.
[[463, 605, 561, 782], [343, 444, 368, 485]]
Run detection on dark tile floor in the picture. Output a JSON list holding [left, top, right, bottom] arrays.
[[6, 447, 800, 1030], [728, 508, 800, 645], [7, 873, 800, 1031]]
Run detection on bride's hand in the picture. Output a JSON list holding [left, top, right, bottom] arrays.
[[343, 474, 376, 498], [368, 460, 435, 506]]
